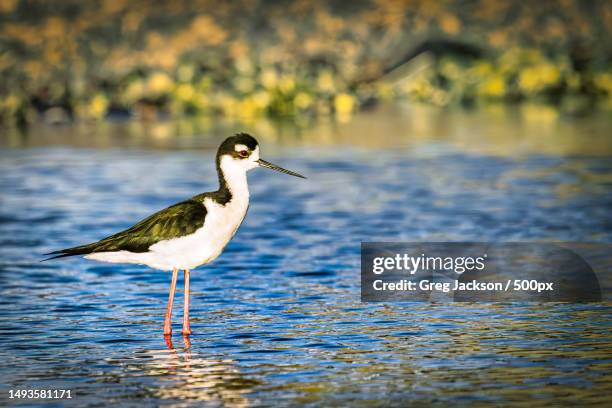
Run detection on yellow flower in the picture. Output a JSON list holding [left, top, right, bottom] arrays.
[[147, 72, 174, 96], [518, 63, 561, 94], [260, 70, 278, 89], [594, 73, 612, 94], [88, 94, 109, 119], [123, 79, 145, 104], [334, 93, 355, 116], [294, 92, 313, 109], [4, 94, 20, 113], [469, 61, 493, 78], [479, 75, 506, 98], [174, 84, 195, 102], [278, 75, 295, 93], [239, 96, 260, 119], [317, 71, 336, 93], [252, 91, 271, 109], [518, 68, 539, 92]]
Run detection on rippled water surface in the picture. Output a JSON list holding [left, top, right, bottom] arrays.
[[1, 108, 612, 406]]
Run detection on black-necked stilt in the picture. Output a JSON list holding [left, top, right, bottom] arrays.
[[46, 133, 305, 336]]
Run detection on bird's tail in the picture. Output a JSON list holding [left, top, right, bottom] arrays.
[[42, 243, 98, 261]]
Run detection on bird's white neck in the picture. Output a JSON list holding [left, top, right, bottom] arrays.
[[218, 155, 250, 202]]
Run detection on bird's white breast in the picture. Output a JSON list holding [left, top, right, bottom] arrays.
[[150, 195, 249, 269]]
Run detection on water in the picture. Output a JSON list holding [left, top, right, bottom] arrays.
[[1, 106, 611, 406]]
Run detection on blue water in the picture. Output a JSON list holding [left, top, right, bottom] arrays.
[[1, 131, 612, 406]]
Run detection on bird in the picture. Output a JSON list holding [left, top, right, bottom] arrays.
[[45, 133, 305, 336]]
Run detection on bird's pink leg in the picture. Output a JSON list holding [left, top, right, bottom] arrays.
[[163, 267, 179, 336], [182, 269, 192, 335]]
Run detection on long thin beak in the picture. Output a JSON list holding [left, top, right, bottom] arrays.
[[257, 159, 306, 179]]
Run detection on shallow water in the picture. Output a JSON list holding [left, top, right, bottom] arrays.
[[1, 107, 612, 406]]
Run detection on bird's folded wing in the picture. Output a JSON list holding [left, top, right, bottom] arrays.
[[47, 199, 207, 258]]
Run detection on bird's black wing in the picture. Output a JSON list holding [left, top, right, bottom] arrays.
[[45, 199, 207, 259]]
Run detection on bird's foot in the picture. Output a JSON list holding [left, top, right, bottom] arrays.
[[164, 334, 174, 349], [183, 334, 192, 349]]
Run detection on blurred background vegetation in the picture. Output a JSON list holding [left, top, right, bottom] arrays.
[[1, 0, 611, 127]]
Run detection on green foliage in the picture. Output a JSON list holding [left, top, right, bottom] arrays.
[[0, 0, 611, 124]]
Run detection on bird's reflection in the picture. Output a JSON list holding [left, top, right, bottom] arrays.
[[134, 335, 258, 407]]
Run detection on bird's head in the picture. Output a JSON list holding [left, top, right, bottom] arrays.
[[217, 133, 305, 178]]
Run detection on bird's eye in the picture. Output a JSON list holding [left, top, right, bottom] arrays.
[[239, 150, 249, 158]]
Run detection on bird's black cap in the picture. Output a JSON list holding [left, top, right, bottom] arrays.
[[218, 133, 258, 156]]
